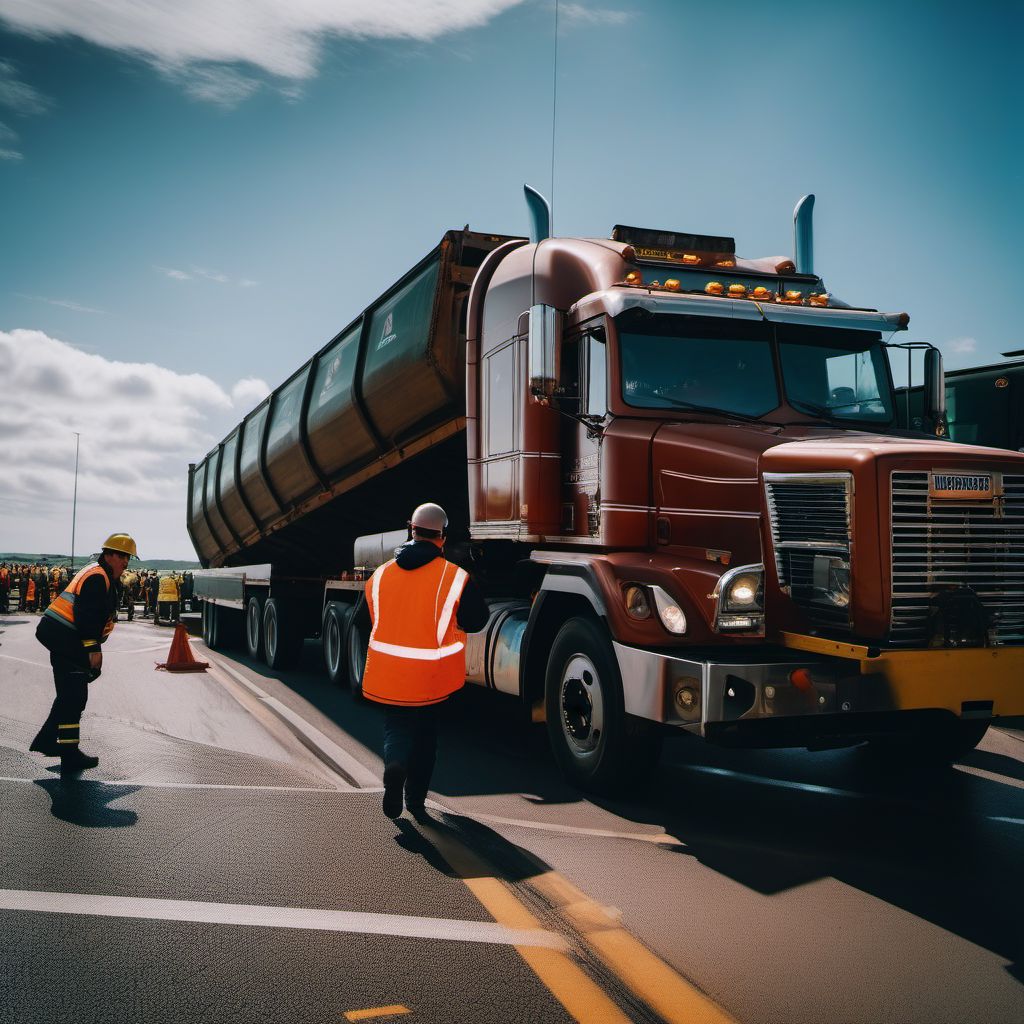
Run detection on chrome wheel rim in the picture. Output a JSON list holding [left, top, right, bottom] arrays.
[[559, 654, 604, 756]]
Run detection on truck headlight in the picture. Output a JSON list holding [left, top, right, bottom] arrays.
[[713, 564, 765, 633], [623, 583, 687, 634], [651, 585, 687, 634]]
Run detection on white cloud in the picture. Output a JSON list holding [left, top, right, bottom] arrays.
[[560, 3, 631, 28], [155, 264, 254, 286], [155, 265, 192, 280], [176, 64, 263, 107], [231, 377, 271, 413], [0, 58, 52, 115], [0, 2, 527, 95], [16, 293, 106, 314], [0, 329, 260, 560], [0, 119, 21, 159], [191, 266, 231, 284], [950, 337, 977, 354]]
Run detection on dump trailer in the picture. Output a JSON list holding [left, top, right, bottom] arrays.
[[189, 197, 1024, 791]]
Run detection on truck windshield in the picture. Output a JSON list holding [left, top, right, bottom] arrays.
[[776, 324, 894, 424], [616, 310, 895, 424], [618, 313, 779, 416]]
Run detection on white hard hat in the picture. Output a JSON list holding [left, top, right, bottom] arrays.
[[410, 502, 448, 535]]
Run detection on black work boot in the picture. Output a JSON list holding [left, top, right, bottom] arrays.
[[60, 749, 99, 774], [382, 762, 406, 820], [29, 739, 61, 757]]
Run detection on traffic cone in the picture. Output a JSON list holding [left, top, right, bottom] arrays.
[[155, 622, 208, 672]]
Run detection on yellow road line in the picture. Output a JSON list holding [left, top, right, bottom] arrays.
[[529, 870, 737, 1024], [421, 823, 631, 1023], [344, 1006, 410, 1021]]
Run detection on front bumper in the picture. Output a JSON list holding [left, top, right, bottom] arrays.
[[612, 633, 1024, 742]]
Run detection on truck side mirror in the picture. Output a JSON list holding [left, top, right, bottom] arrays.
[[924, 346, 946, 430], [528, 304, 562, 402]]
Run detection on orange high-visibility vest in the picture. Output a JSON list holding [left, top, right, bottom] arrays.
[[362, 556, 469, 707], [44, 562, 113, 645]]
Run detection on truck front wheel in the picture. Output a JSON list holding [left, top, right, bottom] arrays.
[[544, 616, 660, 793]]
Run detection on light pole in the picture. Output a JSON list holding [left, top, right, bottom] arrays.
[[70, 432, 80, 573]]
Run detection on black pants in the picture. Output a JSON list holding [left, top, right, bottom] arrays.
[[31, 652, 92, 755], [382, 703, 442, 807]]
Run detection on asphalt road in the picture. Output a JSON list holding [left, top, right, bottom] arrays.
[[2, 610, 1022, 1023]]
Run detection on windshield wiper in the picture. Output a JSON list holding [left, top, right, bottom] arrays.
[[786, 398, 838, 421], [650, 396, 766, 424]]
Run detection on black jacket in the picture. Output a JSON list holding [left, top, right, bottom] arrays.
[[393, 541, 489, 633]]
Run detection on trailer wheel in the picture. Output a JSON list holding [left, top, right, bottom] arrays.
[[346, 606, 370, 699], [322, 602, 352, 687], [262, 598, 302, 670], [202, 601, 220, 650], [545, 616, 660, 793], [245, 596, 265, 660]]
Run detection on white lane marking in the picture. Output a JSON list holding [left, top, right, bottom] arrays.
[[464, 809, 685, 846], [988, 817, 1024, 826], [203, 655, 380, 789], [0, 653, 49, 669], [0, 774, 379, 793], [0, 888, 566, 950]]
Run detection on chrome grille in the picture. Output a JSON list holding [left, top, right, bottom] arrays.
[[765, 473, 852, 631], [890, 471, 1024, 646]]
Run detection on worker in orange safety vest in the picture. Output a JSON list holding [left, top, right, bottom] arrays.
[[363, 502, 488, 821], [30, 533, 138, 774]]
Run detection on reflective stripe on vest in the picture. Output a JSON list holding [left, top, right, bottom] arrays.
[[44, 562, 110, 630], [362, 557, 470, 706]]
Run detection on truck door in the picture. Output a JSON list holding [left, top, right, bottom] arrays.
[[559, 328, 606, 538]]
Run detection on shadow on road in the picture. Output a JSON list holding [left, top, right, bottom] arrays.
[[218, 640, 1024, 983], [34, 777, 140, 828]]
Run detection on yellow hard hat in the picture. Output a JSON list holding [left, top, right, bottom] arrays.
[[101, 533, 139, 559]]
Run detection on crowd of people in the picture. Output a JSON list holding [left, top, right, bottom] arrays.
[[0, 561, 194, 623]]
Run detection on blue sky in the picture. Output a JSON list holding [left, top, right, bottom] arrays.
[[0, 1, 1020, 559]]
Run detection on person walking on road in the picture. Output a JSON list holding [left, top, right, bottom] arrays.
[[30, 533, 139, 774], [362, 503, 488, 821]]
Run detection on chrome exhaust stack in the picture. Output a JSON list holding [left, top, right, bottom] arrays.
[[794, 193, 815, 275]]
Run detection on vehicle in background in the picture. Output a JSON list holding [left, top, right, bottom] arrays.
[[187, 192, 1024, 791], [897, 350, 1024, 452]]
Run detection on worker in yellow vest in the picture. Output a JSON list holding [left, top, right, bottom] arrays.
[[363, 503, 488, 820], [157, 572, 180, 624], [30, 533, 138, 773]]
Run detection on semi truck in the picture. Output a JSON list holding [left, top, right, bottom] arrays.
[[188, 191, 1024, 790]]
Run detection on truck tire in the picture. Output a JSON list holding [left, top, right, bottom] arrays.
[[202, 601, 220, 650], [346, 606, 370, 698], [322, 602, 353, 687], [544, 616, 661, 793], [245, 596, 265, 660], [262, 597, 302, 670]]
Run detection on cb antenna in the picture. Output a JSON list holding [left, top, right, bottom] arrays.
[[549, 0, 559, 235]]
